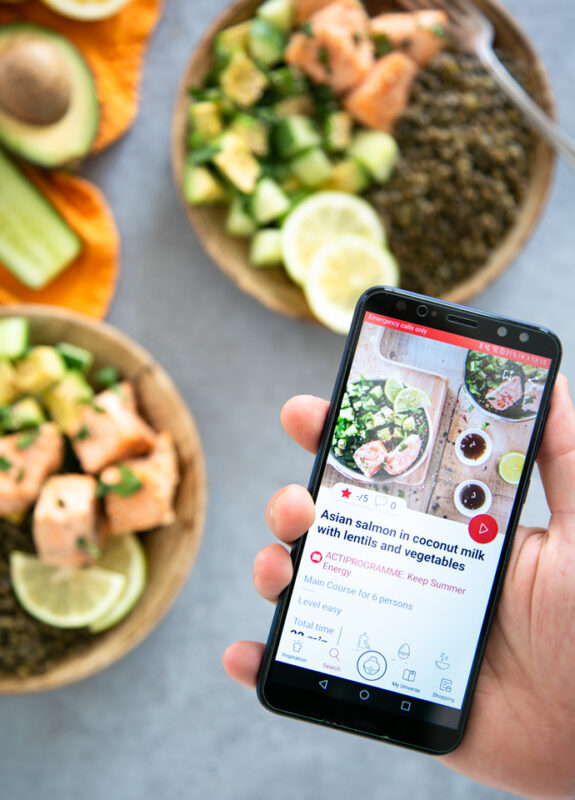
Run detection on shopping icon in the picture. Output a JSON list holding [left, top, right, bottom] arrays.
[[439, 678, 453, 693]]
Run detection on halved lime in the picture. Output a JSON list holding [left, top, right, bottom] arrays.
[[393, 387, 432, 414], [498, 451, 525, 485], [304, 234, 399, 334], [90, 534, 147, 633], [282, 192, 386, 286], [384, 375, 404, 404], [10, 552, 126, 629]]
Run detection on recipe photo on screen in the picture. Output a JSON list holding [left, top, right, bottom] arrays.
[[275, 311, 552, 715]]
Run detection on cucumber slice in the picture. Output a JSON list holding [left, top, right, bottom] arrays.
[[16, 346, 66, 395], [226, 197, 257, 238], [249, 229, 283, 268], [272, 115, 320, 159], [248, 18, 287, 68], [326, 159, 370, 194], [268, 66, 308, 99], [183, 165, 227, 206], [324, 111, 353, 153], [251, 178, 291, 225], [349, 131, 399, 184], [0, 317, 29, 360], [0, 148, 82, 289], [44, 371, 94, 431], [256, 0, 295, 33], [56, 342, 94, 374], [290, 147, 333, 187], [5, 397, 46, 431]]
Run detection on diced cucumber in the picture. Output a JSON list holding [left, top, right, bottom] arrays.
[[5, 397, 45, 431], [0, 317, 29, 360], [249, 229, 283, 268], [212, 132, 262, 194], [188, 101, 223, 142], [220, 51, 268, 107], [268, 66, 308, 99], [183, 165, 227, 206], [16, 346, 66, 395], [44, 370, 94, 431], [230, 114, 269, 156], [0, 361, 18, 405], [0, 149, 82, 290], [325, 159, 370, 194], [248, 18, 287, 68], [56, 342, 94, 374], [213, 21, 251, 63], [290, 147, 333, 187], [324, 111, 353, 153], [272, 115, 320, 159], [349, 131, 400, 184], [251, 178, 291, 225], [226, 196, 257, 238], [256, 0, 295, 33]]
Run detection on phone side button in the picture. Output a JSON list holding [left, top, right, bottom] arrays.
[[359, 690, 370, 701]]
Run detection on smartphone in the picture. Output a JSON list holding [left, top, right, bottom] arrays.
[[257, 287, 561, 754]]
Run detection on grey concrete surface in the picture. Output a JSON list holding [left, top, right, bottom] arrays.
[[1, 1, 574, 798]]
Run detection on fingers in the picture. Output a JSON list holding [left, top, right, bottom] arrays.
[[222, 641, 265, 689], [281, 395, 330, 454], [266, 483, 316, 544], [537, 374, 575, 517], [254, 543, 294, 602]]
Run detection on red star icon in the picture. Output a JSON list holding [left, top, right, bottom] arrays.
[[341, 488, 352, 499]]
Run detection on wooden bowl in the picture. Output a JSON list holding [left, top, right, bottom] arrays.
[[0, 305, 207, 694], [171, 0, 555, 319]]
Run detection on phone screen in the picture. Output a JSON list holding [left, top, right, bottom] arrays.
[[259, 290, 561, 753]]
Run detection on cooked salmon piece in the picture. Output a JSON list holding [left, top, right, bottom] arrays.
[[370, 10, 448, 66], [354, 439, 388, 478], [33, 474, 100, 567], [101, 431, 179, 535], [384, 434, 422, 476], [294, 0, 364, 24], [286, 0, 374, 93], [0, 423, 63, 516], [485, 374, 523, 412], [344, 51, 418, 131], [522, 379, 544, 414], [67, 382, 155, 474]]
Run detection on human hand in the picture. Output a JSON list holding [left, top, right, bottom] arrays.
[[223, 377, 575, 800]]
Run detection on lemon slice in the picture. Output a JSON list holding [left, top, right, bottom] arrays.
[[39, 0, 131, 20], [90, 534, 147, 633], [393, 387, 432, 414], [10, 552, 126, 629], [384, 375, 404, 404], [304, 234, 399, 335], [498, 451, 525, 485], [282, 192, 386, 286]]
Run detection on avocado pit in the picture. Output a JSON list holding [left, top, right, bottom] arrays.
[[0, 35, 72, 126]]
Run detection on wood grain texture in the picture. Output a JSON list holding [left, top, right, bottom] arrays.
[[0, 305, 207, 694], [171, 0, 555, 321]]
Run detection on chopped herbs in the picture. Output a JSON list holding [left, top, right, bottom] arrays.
[[372, 33, 393, 58], [57, 498, 65, 508], [76, 537, 102, 561], [430, 23, 446, 39], [94, 366, 120, 389], [16, 468, 25, 483], [73, 425, 91, 441], [353, 32, 363, 46], [0, 456, 13, 472], [317, 46, 331, 73], [16, 428, 40, 450], [98, 466, 143, 499], [301, 21, 313, 38]]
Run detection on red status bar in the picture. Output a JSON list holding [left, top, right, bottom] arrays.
[[365, 312, 552, 369]]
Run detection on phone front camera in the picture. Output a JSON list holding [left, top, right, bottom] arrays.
[[497, 326, 508, 337], [519, 332, 530, 343], [396, 300, 406, 311], [416, 305, 428, 318]]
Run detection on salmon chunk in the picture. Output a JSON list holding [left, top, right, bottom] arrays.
[[344, 52, 418, 131], [68, 382, 155, 474], [370, 10, 448, 66], [354, 439, 388, 478], [384, 434, 422, 476], [101, 431, 179, 535], [0, 423, 63, 516], [33, 474, 99, 567], [286, 0, 374, 93], [485, 374, 523, 412], [294, 0, 364, 24]]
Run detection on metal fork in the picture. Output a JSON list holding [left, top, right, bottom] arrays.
[[399, 0, 575, 171]]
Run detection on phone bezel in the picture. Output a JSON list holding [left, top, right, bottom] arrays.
[[257, 287, 562, 754]]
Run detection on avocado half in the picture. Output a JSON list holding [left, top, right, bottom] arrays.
[[0, 23, 99, 168]]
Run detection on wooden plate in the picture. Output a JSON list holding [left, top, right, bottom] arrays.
[[171, 0, 555, 320], [0, 305, 207, 694]]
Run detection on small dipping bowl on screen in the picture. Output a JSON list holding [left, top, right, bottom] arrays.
[[454, 480, 493, 518], [455, 428, 493, 467]]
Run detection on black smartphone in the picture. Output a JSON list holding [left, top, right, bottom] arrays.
[[257, 287, 562, 754]]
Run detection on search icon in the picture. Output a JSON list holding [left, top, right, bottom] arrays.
[[329, 648, 340, 661]]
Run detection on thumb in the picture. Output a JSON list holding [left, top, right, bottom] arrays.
[[537, 374, 575, 520]]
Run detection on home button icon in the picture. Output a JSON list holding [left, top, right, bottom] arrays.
[[359, 690, 370, 701]]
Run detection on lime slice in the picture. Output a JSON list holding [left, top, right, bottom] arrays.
[[90, 534, 147, 633], [498, 451, 525, 485], [393, 387, 432, 414], [384, 375, 404, 404], [282, 192, 386, 286], [10, 552, 126, 629], [304, 234, 399, 334], [39, 0, 130, 20]]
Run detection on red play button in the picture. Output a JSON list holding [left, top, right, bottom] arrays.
[[468, 514, 498, 544], [310, 551, 323, 563]]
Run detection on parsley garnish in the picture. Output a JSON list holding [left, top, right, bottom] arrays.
[[16, 468, 25, 483], [430, 23, 446, 39], [0, 456, 12, 472], [16, 427, 40, 450], [57, 498, 65, 508], [481, 421, 490, 430], [77, 537, 102, 560], [74, 425, 91, 441], [353, 32, 363, 46], [301, 21, 313, 38], [97, 466, 143, 499], [94, 366, 120, 389], [372, 33, 392, 58], [318, 46, 331, 73]]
